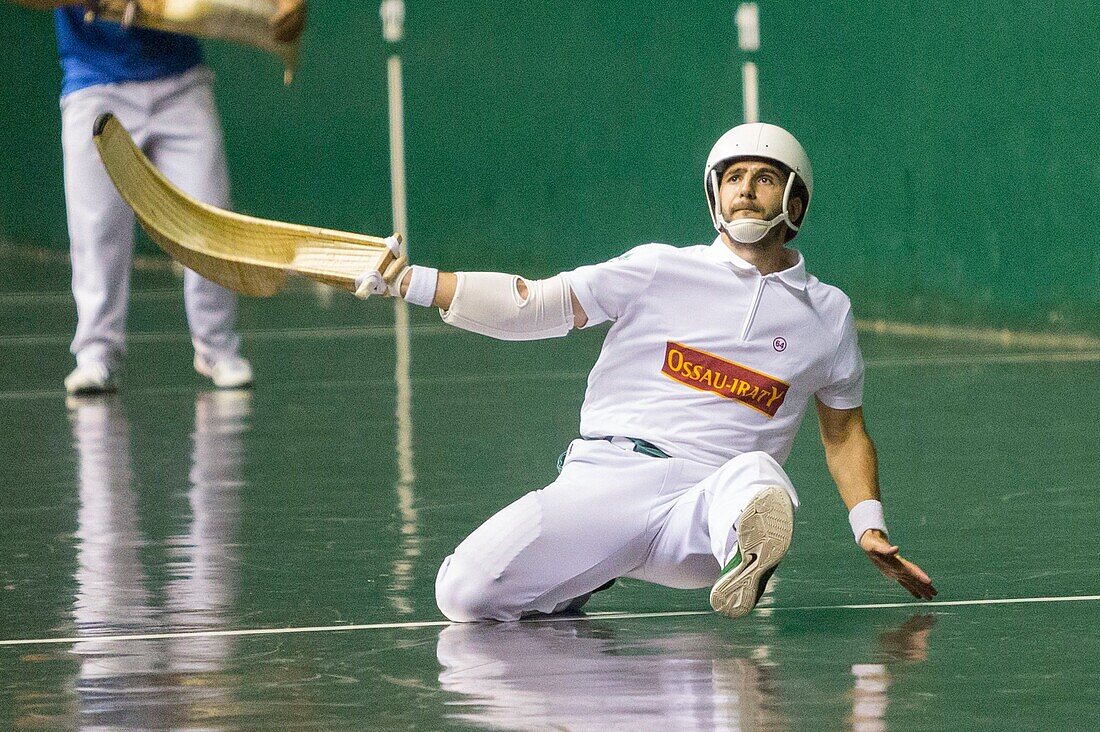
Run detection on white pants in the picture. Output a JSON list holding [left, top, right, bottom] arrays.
[[435, 439, 800, 622], [61, 65, 240, 370]]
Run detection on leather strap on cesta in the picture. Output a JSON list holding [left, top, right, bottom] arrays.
[[440, 272, 574, 341]]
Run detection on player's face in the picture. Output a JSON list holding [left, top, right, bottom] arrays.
[[719, 160, 788, 221]]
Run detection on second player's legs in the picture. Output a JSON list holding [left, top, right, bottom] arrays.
[[145, 67, 241, 365], [62, 88, 146, 371]]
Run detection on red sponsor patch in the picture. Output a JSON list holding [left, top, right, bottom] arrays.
[[661, 341, 790, 417]]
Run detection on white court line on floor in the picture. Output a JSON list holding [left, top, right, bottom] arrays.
[[4, 326, 1098, 364], [0, 372, 597, 403], [857, 318, 1100, 350], [869, 350, 1100, 367], [3, 594, 1098, 648], [4, 350, 1099, 402], [0, 323, 453, 347], [0, 288, 182, 305]]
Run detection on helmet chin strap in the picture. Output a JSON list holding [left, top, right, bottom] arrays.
[[711, 170, 800, 244], [721, 212, 789, 244]]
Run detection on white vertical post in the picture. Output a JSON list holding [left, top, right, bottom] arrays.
[[386, 57, 408, 247], [380, 0, 419, 615], [742, 62, 759, 124], [736, 3, 760, 124], [381, 0, 409, 250]]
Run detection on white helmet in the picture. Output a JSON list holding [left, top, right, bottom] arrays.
[[703, 123, 813, 243]]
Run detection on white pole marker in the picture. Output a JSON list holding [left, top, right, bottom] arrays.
[[380, 0, 405, 44], [381, 0, 408, 247], [742, 62, 759, 124], [736, 2, 760, 123]]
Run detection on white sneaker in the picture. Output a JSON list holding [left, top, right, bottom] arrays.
[[194, 354, 254, 389], [709, 485, 794, 620], [64, 363, 117, 395]]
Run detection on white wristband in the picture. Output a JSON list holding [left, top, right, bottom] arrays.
[[849, 499, 887, 544], [403, 265, 439, 307]]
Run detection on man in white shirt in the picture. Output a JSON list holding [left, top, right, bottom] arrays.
[[359, 122, 937, 622]]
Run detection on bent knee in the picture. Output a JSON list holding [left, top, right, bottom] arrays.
[[728, 450, 782, 470], [716, 451, 800, 509], [435, 554, 520, 622]]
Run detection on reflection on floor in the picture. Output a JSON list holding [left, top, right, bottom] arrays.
[[437, 613, 935, 732], [69, 391, 249, 729]]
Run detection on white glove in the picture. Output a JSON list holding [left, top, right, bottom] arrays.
[[354, 269, 387, 299]]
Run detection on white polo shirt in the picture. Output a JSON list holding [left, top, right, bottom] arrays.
[[562, 238, 864, 467]]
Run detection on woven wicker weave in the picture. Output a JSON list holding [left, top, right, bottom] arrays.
[[93, 113, 395, 297]]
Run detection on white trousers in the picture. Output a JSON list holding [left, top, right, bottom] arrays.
[[435, 439, 800, 622], [61, 65, 240, 370]]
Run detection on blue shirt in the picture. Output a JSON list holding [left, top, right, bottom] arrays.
[[55, 8, 203, 97]]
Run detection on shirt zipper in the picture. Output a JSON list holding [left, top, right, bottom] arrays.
[[739, 277, 767, 343]]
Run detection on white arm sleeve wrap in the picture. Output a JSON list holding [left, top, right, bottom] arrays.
[[440, 271, 574, 341]]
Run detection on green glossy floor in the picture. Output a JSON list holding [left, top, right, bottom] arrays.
[[2, 253, 1099, 730]]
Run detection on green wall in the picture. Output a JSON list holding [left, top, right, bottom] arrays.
[[1, 1, 1097, 327]]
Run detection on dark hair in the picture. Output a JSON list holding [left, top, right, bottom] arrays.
[[783, 178, 809, 241], [788, 178, 809, 224]]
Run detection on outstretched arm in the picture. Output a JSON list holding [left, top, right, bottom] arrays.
[[359, 261, 588, 331], [391, 270, 588, 328], [816, 400, 937, 601]]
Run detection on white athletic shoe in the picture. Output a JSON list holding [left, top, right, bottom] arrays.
[[194, 354, 254, 389], [709, 485, 794, 620], [64, 363, 117, 395]]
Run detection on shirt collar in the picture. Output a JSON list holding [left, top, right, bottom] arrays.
[[705, 237, 808, 290]]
